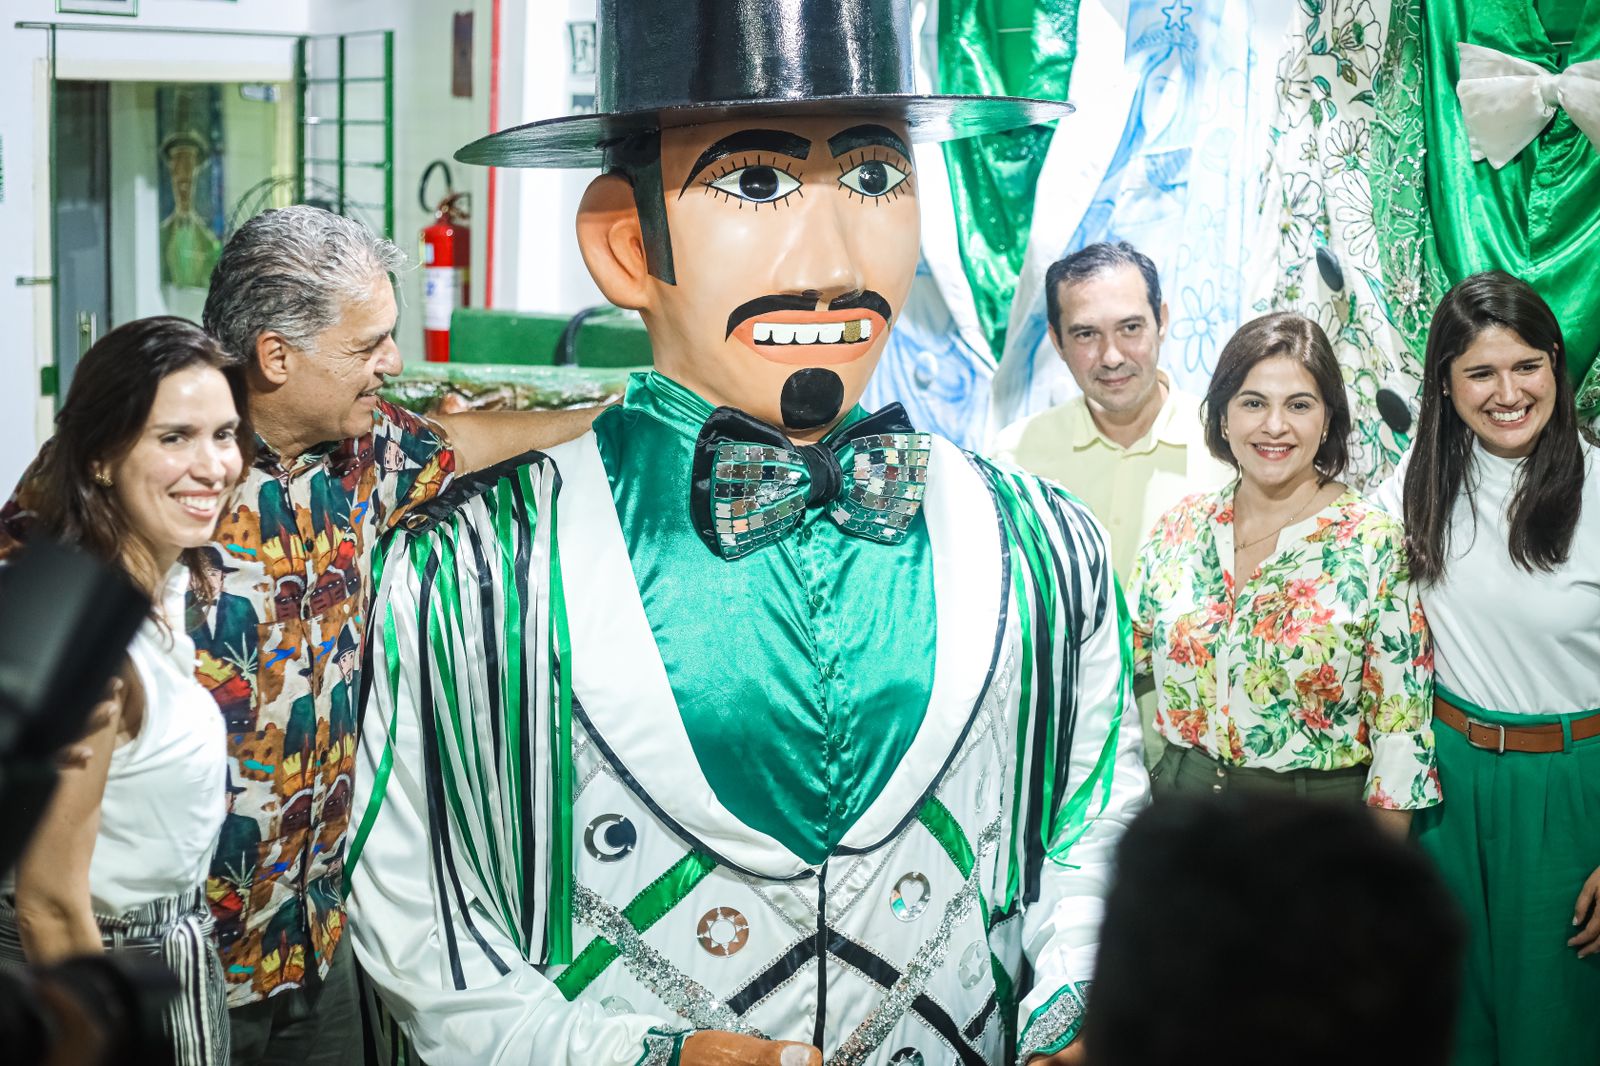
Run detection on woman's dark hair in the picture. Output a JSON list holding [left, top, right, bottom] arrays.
[[1202, 312, 1350, 483], [28, 316, 251, 596], [1403, 271, 1582, 585]]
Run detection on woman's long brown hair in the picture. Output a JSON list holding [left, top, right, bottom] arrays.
[[1403, 271, 1583, 585]]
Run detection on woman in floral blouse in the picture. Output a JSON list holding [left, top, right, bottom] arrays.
[[1128, 312, 1439, 833]]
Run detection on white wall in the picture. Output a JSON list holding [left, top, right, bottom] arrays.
[[504, 0, 604, 317], [0, 0, 311, 490]]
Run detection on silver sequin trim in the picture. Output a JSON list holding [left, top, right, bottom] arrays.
[[827, 816, 1003, 1066], [1015, 981, 1089, 1065], [572, 885, 759, 1036], [636, 1027, 690, 1066]]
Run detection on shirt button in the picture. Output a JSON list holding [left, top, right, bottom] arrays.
[[1215, 766, 1225, 778], [809, 593, 825, 610], [799, 527, 813, 543]]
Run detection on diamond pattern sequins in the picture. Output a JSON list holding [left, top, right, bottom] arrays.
[[696, 907, 750, 957], [707, 432, 930, 560], [583, 814, 637, 863], [889, 873, 931, 922]]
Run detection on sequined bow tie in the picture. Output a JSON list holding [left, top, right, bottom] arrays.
[[690, 403, 931, 560]]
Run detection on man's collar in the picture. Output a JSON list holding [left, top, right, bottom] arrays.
[[1072, 370, 1190, 452], [253, 432, 347, 477]]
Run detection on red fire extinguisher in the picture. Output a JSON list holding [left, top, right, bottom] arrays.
[[419, 161, 470, 362]]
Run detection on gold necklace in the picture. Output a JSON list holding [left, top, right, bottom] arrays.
[[1234, 490, 1323, 553]]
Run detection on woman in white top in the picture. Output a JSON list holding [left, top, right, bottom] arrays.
[[1376, 272, 1600, 1066], [1, 317, 246, 1066]]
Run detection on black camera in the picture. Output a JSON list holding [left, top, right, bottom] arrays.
[[0, 538, 180, 1066]]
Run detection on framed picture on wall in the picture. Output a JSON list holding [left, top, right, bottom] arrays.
[[56, 0, 138, 15]]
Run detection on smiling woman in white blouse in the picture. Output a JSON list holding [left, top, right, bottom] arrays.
[[1128, 313, 1439, 832], [0, 318, 247, 1066], [1374, 272, 1600, 1066]]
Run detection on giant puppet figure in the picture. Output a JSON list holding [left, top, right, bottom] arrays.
[[345, 3, 1147, 1064]]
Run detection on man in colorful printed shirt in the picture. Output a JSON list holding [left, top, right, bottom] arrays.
[[0, 204, 600, 1066], [195, 205, 600, 1063]]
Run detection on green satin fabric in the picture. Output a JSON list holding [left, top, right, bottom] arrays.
[[1422, 0, 1600, 401], [939, 0, 1079, 357], [592, 373, 937, 865]]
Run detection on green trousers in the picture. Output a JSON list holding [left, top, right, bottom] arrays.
[[1415, 702, 1600, 1066]]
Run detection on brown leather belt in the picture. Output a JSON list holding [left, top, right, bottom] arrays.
[[1432, 695, 1600, 754]]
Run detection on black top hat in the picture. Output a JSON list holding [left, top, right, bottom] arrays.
[[197, 546, 239, 574], [457, 0, 1073, 169]]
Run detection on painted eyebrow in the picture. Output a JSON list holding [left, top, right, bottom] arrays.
[[678, 129, 813, 197], [827, 124, 912, 160]]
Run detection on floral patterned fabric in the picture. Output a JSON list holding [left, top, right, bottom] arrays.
[[197, 401, 453, 1006], [1245, 0, 1424, 490], [1127, 485, 1440, 809]]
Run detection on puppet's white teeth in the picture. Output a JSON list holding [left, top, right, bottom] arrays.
[[753, 318, 873, 343]]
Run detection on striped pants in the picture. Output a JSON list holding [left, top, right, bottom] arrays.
[[0, 888, 230, 1066]]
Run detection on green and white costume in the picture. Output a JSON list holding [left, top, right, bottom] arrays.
[[346, 372, 1146, 1066]]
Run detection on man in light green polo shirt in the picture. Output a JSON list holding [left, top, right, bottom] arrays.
[[992, 240, 1231, 765]]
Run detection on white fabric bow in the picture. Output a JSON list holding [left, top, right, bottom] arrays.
[[1456, 42, 1600, 169]]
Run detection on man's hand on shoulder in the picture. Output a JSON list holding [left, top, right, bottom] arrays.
[[433, 405, 610, 474], [680, 1031, 820, 1065], [1029, 1039, 1088, 1065]]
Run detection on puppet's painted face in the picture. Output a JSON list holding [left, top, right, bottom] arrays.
[[647, 115, 920, 438]]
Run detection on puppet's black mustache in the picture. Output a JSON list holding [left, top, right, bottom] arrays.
[[724, 291, 894, 339]]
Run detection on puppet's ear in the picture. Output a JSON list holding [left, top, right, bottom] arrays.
[[577, 173, 650, 311]]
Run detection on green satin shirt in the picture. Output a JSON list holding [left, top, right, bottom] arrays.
[[1422, 0, 1600, 397], [591, 372, 937, 866]]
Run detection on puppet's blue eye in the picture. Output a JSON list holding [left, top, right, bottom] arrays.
[[708, 165, 801, 204], [839, 159, 908, 198]]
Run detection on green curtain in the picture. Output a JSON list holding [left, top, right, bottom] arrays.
[[1417, 0, 1600, 416], [938, 0, 1079, 360]]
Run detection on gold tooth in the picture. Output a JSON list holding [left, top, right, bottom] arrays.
[[843, 320, 862, 342]]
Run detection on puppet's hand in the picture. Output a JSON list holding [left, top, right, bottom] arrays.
[[680, 1031, 821, 1066], [1028, 1039, 1088, 1066]]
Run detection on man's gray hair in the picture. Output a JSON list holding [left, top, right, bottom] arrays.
[[203, 205, 406, 363]]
